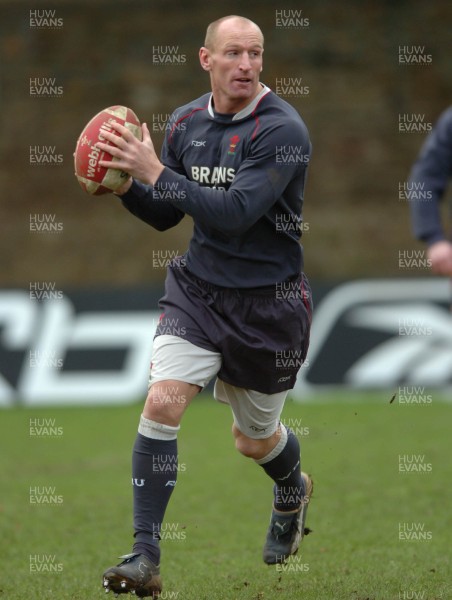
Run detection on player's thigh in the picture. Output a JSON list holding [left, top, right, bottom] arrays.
[[144, 334, 222, 425], [214, 379, 288, 440]]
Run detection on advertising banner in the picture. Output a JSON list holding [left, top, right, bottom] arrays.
[[0, 278, 450, 407]]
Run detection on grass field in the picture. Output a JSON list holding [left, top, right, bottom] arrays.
[[1, 391, 451, 600]]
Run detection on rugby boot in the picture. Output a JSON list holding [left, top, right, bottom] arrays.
[[263, 471, 313, 564], [102, 553, 162, 597]]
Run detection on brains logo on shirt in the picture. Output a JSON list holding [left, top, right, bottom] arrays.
[[227, 135, 240, 156]]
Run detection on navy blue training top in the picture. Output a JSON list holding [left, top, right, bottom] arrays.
[[120, 84, 312, 288], [408, 106, 452, 246]]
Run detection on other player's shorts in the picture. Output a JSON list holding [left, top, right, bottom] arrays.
[[153, 257, 312, 395]]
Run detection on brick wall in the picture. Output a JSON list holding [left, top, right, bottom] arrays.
[[2, 0, 452, 285]]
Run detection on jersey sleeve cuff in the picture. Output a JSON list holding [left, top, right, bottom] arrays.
[[154, 167, 183, 187], [423, 231, 447, 247], [116, 178, 153, 200]]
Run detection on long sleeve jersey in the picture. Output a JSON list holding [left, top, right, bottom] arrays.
[[120, 84, 312, 288], [408, 106, 452, 245]]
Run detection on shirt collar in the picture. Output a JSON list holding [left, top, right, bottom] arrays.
[[207, 84, 271, 121]]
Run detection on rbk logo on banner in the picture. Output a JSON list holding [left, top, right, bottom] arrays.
[[295, 278, 452, 394]]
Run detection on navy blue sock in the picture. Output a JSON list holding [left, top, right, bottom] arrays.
[[131, 420, 179, 565], [257, 426, 305, 511]]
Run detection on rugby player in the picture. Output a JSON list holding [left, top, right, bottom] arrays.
[[96, 15, 313, 597], [408, 106, 452, 276]]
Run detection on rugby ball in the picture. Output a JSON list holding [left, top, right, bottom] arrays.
[[74, 106, 142, 195]]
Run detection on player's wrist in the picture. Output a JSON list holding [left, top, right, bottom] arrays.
[[148, 163, 165, 186]]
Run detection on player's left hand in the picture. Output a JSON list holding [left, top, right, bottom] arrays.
[[427, 240, 452, 277], [97, 122, 164, 186]]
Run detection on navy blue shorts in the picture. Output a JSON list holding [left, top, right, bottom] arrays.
[[155, 258, 312, 394]]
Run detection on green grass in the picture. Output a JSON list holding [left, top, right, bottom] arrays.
[[1, 392, 451, 600]]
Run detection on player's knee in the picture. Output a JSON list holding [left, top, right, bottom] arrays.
[[144, 382, 189, 425], [144, 400, 175, 426], [232, 423, 280, 459], [235, 435, 259, 458], [233, 427, 264, 459]]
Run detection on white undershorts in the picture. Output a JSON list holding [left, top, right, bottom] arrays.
[[149, 335, 288, 439]]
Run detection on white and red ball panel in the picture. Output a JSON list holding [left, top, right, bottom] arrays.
[[74, 106, 142, 195]]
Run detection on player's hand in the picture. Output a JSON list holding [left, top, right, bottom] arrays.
[[96, 122, 164, 186], [427, 240, 452, 276]]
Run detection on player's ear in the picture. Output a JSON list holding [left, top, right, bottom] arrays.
[[199, 47, 211, 71]]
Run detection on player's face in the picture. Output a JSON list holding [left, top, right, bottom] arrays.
[[200, 22, 263, 113]]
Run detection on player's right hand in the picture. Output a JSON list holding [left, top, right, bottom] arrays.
[[97, 122, 164, 186], [427, 240, 452, 276]]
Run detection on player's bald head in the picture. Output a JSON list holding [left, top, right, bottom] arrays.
[[204, 15, 264, 51]]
